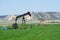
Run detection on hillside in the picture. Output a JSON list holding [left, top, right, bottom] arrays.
[[0, 12, 60, 20], [32, 12, 60, 20]]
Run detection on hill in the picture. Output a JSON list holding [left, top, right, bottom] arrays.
[[0, 12, 60, 21], [32, 12, 60, 20]]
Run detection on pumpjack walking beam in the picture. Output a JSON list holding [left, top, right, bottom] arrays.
[[15, 12, 31, 22]]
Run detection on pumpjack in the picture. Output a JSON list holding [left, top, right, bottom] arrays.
[[15, 12, 31, 28]]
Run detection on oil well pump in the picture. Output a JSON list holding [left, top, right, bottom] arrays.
[[15, 12, 31, 28]]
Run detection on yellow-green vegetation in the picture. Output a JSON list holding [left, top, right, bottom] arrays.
[[0, 24, 60, 40]]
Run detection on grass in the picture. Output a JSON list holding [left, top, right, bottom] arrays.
[[0, 24, 60, 40]]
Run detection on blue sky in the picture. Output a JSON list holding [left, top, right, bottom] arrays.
[[0, 0, 60, 15]]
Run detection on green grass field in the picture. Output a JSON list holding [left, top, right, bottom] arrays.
[[0, 24, 60, 40]]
